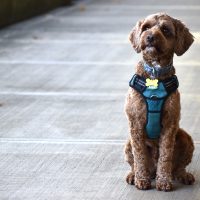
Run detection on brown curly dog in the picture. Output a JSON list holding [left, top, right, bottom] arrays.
[[124, 13, 195, 192]]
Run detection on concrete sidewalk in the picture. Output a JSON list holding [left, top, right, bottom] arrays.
[[0, 0, 200, 199]]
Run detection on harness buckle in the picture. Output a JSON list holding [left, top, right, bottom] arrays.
[[150, 95, 158, 100]]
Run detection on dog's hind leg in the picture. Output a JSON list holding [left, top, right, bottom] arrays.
[[173, 128, 195, 185], [124, 139, 135, 185]]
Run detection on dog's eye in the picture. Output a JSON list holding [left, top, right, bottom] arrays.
[[162, 26, 171, 34], [142, 24, 151, 32]]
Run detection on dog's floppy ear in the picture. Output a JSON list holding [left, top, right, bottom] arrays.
[[173, 19, 194, 56], [129, 20, 144, 53]]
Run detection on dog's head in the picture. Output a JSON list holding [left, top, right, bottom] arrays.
[[129, 13, 194, 60]]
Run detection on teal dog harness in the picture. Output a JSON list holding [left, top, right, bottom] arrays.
[[129, 74, 179, 139]]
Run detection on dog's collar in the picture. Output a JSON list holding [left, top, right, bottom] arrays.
[[143, 62, 174, 79]]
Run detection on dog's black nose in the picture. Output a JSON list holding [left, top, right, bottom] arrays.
[[147, 35, 154, 43]]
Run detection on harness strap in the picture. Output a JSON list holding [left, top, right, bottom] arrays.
[[129, 74, 179, 139], [129, 74, 179, 94], [162, 75, 179, 94]]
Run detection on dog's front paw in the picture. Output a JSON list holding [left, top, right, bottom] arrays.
[[176, 172, 195, 185], [156, 178, 173, 192], [126, 172, 135, 185], [135, 178, 151, 190]]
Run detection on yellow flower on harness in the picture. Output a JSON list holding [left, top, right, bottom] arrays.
[[145, 78, 158, 89]]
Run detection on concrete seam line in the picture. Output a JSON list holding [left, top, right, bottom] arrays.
[[0, 138, 200, 145], [0, 60, 199, 66]]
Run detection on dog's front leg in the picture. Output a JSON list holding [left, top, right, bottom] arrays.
[[156, 127, 177, 192], [130, 127, 151, 190]]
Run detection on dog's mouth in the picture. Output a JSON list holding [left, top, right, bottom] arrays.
[[143, 43, 163, 55]]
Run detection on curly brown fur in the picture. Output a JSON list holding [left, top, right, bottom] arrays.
[[124, 13, 195, 192]]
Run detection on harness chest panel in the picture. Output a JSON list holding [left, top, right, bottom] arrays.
[[129, 74, 179, 139]]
